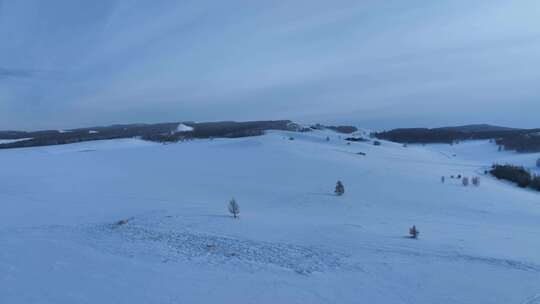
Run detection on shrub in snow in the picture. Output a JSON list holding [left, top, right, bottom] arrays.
[[326, 136, 330, 141], [335, 181, 345, 196], [441, 176, 445, 183], [472, 176, 480, 186], [409, 225, 419, 239], [373, 141, 381, 146], [228, 198, 240, 218], [116, 219, 129, 226], [462, 177, 469, 186]]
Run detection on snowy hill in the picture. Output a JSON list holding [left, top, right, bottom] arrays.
[[0, 130, 539, 303]]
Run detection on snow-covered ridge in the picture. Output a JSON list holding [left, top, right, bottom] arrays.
[[0, 137, 32, 144], [176, 123, 194, 132]]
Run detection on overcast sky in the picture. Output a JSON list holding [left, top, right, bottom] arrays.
[[1, 0, 539, 130]]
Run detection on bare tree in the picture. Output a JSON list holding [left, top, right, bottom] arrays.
[[472, 176, 480, 186], [335, 181, 345, 196], [409, 225, 419, 239], [228, 198, 240, 219], [462, 177, 469, 186]]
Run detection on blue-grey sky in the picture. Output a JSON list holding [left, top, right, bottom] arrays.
[[1, 0, 539, 130]]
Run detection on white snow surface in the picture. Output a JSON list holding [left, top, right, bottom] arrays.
[[176, 123, 194, 132], [0, 138, 32, 144], [0, 132, 539, 303]]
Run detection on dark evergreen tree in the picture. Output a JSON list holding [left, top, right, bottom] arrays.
[[335, 181, 345, 196]]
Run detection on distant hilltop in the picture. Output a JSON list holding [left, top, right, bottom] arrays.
[[375, 124, 540, 153], [0, 120, 358, 150], [435, 124, 518, 133]]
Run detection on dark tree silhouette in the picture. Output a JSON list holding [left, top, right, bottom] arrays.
[[335, 181, 345, 196], [228, 198, 240, 219], [409, 225, 419, 239]]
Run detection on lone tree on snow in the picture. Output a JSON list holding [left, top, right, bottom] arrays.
[[228, 198, 240, 219], [409, 225, 419, 239], [335, 181, 345, 196]]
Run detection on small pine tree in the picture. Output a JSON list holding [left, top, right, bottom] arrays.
[[462, 177, 469, 186], [228, 198, 240, 218], [409, 225, 419, 239], [335, 181, 345, 196]]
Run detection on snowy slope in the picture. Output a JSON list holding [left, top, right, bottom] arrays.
[[0, 131, 539, 303], [176, 123, 194, 132], [0, 138, 32, 144]]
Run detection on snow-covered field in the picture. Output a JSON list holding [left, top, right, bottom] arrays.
[[1, 130, 539, 303]]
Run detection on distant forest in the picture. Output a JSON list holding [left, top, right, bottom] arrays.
[[375, 125, 540, 153], [0, 121, 298, 149], [0, 121, 357, 149]]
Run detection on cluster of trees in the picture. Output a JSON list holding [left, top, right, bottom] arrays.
[[0, 123, 180, 149], [375, 126, 540, 153], [344, 137, 368, 142], [441, 175, 480, 186], [310, 124, 358, 134], [145, 120, 297, 143], [461, 176, 481, 187], [496, 135, 540, 153], [490, 164, 540, 191]]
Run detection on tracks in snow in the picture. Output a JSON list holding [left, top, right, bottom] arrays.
[[81, 221, 350, 275]]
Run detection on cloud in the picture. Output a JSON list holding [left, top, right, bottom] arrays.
[[0, 0, 539, 130], [0, 67, 36, 79]]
